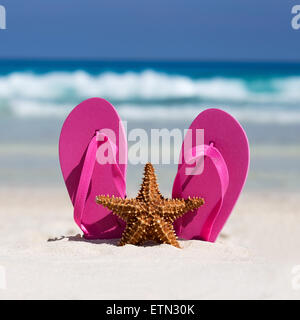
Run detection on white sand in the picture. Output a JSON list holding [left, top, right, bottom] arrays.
[[0, 187, 300, 299]]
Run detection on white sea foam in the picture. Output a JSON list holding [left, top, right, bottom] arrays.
[[0, 70, 300, 123], [0, 70, 249, 101]]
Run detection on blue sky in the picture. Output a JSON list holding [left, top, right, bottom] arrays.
[[0, 0, 299, 60]]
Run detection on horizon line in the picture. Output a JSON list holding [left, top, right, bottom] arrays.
[[0, 57, 300, 64]]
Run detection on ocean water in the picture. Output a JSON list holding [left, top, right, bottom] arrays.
[[0, 60, 300, 190], [0, 60, 300, 124]]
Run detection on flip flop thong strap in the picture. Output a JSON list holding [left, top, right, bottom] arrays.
[[73, 131, 125, 234], [177, 144, 229, 241]]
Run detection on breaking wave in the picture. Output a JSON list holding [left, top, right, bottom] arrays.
[[1, 70, 300, 123]]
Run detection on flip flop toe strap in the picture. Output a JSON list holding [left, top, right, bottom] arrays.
[[73, 131, 126, 234], [176, 144, 229, 241]]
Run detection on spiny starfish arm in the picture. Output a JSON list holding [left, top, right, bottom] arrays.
[[159, 197, 205, 222], [136, 163, 163, 203], [95, 195, 142, 222], [119, 220, 148, 246], [184, 197, 205, 212], [152, 219, 181, 248]]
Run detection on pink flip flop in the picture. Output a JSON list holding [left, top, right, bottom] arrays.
[[172, 108, 249, 242], [59, 98, 127, 239]]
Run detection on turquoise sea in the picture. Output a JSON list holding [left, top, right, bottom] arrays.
[[0, 60, 299, 191], [0, 60, 300, 123]]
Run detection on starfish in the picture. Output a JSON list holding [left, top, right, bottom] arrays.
[[96, 163, 204, 248]]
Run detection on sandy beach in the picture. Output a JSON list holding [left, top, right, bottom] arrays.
[[0, 116, 300, 299], [0, 186, 299, 299]]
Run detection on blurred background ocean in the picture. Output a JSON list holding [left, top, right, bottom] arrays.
[[1, 60, 300, 122], [0, 0, 300, 194], [0, 59, 299, 192]]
